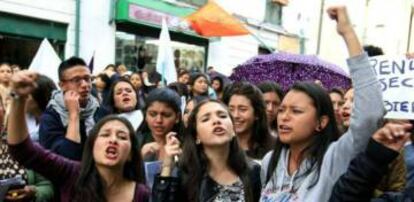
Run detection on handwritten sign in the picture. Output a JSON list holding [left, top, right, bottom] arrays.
[[370, 56, 414, 119]]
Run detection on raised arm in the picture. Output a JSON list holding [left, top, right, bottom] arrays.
[[323, 5, 384, 176], [7, 71, 37, 144], [8, 71, 78, 185]]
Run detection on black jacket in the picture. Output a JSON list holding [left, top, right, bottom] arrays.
[[152, 161, 261, 202], [329, 139, 414, 202]]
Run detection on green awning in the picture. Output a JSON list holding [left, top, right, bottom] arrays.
[[0, 12, 67, 41], [116, 0, 209, 47]]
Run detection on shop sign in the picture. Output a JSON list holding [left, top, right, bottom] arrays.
[[128, 4, 181, 27]]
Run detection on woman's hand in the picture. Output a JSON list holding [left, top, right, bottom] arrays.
[[161, 132, 182, 176], [372, 122, 412, 152], [10, 71, 38, 98], [327, 5, 362, 57], [327, 6, 353, 37], [141, 142, 161, 159]]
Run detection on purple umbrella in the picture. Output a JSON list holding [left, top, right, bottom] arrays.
[[229, 52, 351, 91]]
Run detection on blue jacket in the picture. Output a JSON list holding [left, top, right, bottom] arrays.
[[38, 107, 89, 161]]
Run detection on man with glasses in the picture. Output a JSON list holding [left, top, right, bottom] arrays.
[[39, 57, 100, 161]]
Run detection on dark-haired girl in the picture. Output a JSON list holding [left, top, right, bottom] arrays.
[[7, 71, 149, 202], [223, 82, 274, 160], [153, 99, 261, 202], [259, 6, 384, 201], [96, 78, 143, 130]]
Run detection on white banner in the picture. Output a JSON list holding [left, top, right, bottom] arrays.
[[370, 55, 414, 119]]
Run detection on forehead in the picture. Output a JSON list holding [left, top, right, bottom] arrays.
[[263, 92, 280, 101], [131, 74, 141, 79], [115, 81, 133, 89], [0, 65, 11, 71], [329, 93, 342, 100], [198, 102, 227, 117], [229, 94, 252, 107], [100, 120, 129, 131], [62, 65, 90, 78], [282, 90, 313, 106], [147, 101, 174, 112], [195, 76, 207, 82]]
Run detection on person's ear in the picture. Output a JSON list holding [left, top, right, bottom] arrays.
[[316, 115, 329, 132]]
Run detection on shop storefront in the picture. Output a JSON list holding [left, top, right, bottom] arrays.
[[115, 0, 209, 73], [0, 12, 67, 68]]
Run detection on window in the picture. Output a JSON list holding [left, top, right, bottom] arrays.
[[264, 0, 282, 25], [176, 0, 207, 7]]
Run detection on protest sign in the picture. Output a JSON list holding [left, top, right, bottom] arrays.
[[370, 55, 414, 119]]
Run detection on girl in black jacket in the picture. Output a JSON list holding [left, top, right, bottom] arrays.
[[152, 99, 261, 202]]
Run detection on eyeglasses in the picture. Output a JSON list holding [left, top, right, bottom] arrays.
[[62, 76, 92, 85]]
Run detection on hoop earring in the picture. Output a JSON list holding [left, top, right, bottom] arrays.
[[196, 138, 201, 144]]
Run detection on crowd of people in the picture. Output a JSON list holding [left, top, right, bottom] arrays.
[[0, 6, 413, 202]]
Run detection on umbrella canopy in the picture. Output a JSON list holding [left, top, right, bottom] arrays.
[[229, 52, 351, 91]]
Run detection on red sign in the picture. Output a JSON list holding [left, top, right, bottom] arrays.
[[128, 4, 181, 26]]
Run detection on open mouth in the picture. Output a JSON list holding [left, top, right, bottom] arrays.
[[342, 112, 350, 119], [105, 146, 119, 160], [278, 124, 292, 133], [212, 127, 226, 135]]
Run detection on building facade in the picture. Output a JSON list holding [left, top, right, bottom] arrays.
[[0, 0, 291, 76]]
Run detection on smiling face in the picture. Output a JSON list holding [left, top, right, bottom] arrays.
[[145, 101, 178, 139], [196, 102, 234, 147], [113, 81, 137, 113], [228, 95, 255, 136], [93, 120, 132, 168], [277, 90, 319, 146]]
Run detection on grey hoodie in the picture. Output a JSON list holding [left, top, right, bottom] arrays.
[[260, 53, 384, 202]]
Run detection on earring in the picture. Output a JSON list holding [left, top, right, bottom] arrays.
[[195, 139, 201, 144]]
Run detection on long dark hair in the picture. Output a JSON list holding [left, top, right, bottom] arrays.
[[222, 82, 273, 159], [180, 99, 254, 202], [105, 78, 140, 114], [72, 115, 144, 202], [265, 82, 340, 187]]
